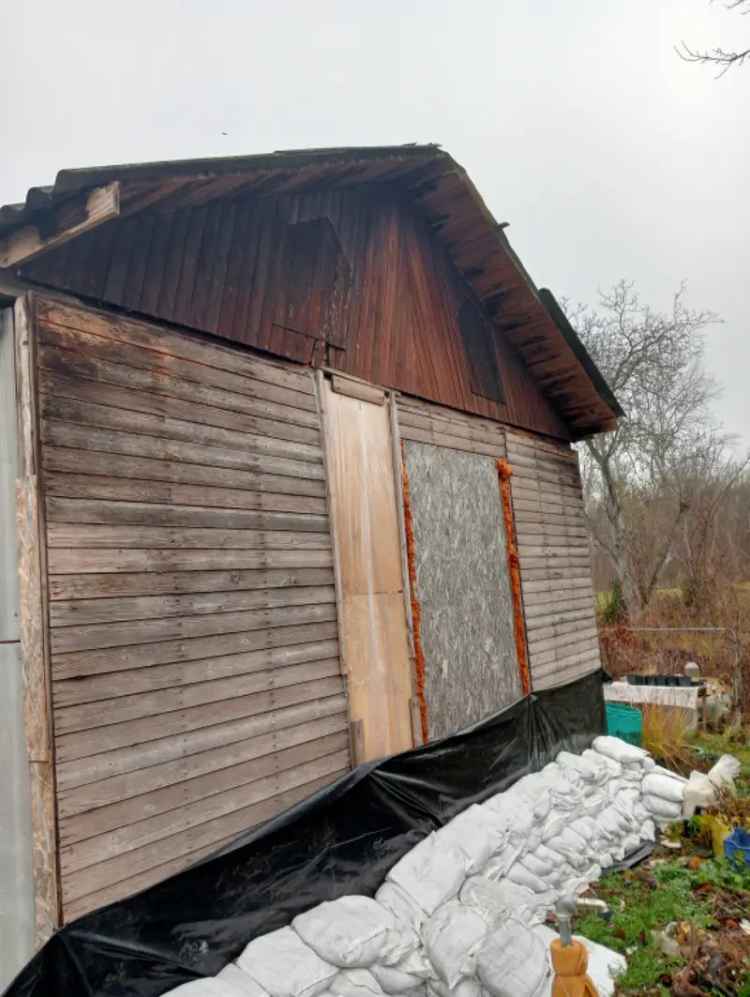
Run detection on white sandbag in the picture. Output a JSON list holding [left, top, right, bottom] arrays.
[[375, 882, 426, 932], [642, 773, 685, 805], [422, 901, 489, 989], [428, 981, 479, 997], [163, 980, 258, 997], [682, 754, 741, 816], [370, 958, 426, 996], [217, 966, 271, 997], [592, 736, 648, 766], [581, 789, 607, 815], [481, 840, 523, 881], [653, 764, 688, 784], [642, 756, 656, 772], [640, 818, 656, 842], [544, 828, 588, 867], [642, 794, 682, 821], [434, 805, 507, 873], [556, 751, 599, 782], [506, 862, 552, 896], [568, 817, 601, 848], [539, 811, 567, 842], [621, 833, 641, 856], [459, 876, 545, 926], [582, 748, 622, 781], [611, 788, 640, 827], [520, 851, 555, 879], [330, 970, 384, 997], [293, 896, 411, 969], [708, 755, 741, 793], [477, 920, 551, 997], [386, 833, 467, 915], [238, 926, 337, 997], [596, 806, 630, 839]]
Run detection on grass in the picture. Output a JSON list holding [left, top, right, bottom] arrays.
[[573, 727, 750, 995], [641, 704, 694, 774], [576, 864, 714, 993]]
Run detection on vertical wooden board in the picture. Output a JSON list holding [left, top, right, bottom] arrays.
[[14, 297, 61, 944], [323, 381, 412, 760], [342, 593, 414, 761], [324, 388, 404, 595], [0, 311, 36, 985], [402, 441, 521, 739]]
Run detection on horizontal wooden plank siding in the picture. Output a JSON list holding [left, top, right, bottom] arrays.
[[31, 296, 349, 921], [506, 431, 602, 690]]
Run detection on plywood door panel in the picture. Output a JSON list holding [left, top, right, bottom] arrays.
[[323, 381, 413, 761]]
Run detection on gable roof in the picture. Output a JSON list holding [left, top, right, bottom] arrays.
[[0, 144, 622, 437]]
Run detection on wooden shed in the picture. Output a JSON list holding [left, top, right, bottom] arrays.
[[0, 144, 621, 977]]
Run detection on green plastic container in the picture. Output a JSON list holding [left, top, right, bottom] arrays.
[[605, 702, 643, 746]]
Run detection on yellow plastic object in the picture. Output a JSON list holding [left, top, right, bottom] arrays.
[[550, 937, 599, 996], [704, 814, 732, 859]]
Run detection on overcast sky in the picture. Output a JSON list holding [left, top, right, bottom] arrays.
[[2, 1, 748, 443]]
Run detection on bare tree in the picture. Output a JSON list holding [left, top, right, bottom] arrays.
[[677, 0, 750, 75], [571, 281, 732, 617]]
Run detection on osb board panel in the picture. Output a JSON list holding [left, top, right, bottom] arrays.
[[23, 188, 570, 440], [403, 441, 521, 740], [506, 431, 601, 690], [323, 383, 412, 761], [31, 296, 349, 920]]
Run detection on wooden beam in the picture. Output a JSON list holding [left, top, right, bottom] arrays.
[[0, 182, 120, 268], [14, 295, 61, 942]]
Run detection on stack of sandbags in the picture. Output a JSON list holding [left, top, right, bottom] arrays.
[[162, 737, 700, 997]]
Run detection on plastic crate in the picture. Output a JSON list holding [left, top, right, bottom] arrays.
[[605, 702, 643, 746]]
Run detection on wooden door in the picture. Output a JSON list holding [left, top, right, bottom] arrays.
[[322, 378, 413, 762]]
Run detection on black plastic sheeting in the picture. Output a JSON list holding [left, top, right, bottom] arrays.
[[5, 670, 605, 997]]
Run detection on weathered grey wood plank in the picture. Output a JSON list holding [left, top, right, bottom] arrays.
[[45, 477, 327, 518], [53, 619, 339, 679], [57, 694, 347, 791], [59, 714, 348, 820], [47, 524, 332, 550], [55, 675, 345, 760], [53, 638, 340, 706], [42, 424, 326, 482], [41, 370, 321, 447], [55, 658, 342, 734], [48, 547, 334, 577], [50, 585, 336, 628], [40, 395, 322, 465], [62, 769, 345, 921], [60, 729, 349, 843], [37, 339, 320, 428], [37, 301, 315, 398], [49, 566, 334, 601], [60, 749, 350, 892]]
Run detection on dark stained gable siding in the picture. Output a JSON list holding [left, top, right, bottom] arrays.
[[22, 187, 570, 440]]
